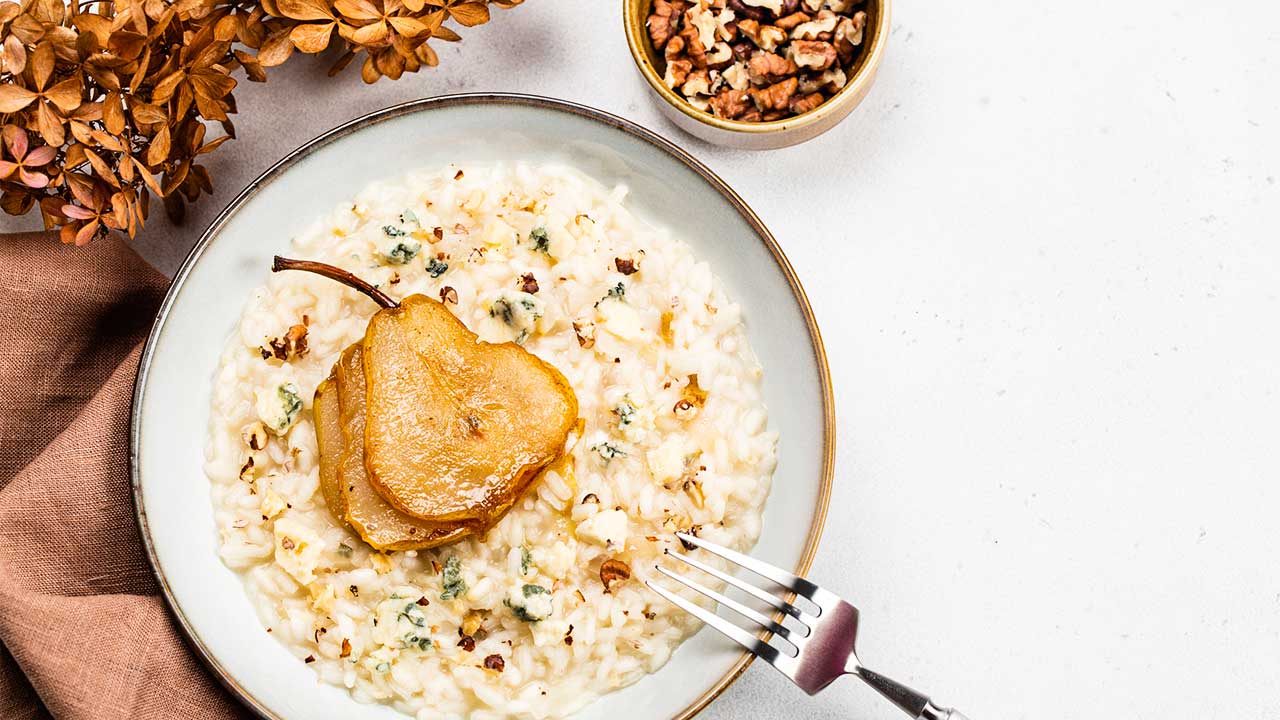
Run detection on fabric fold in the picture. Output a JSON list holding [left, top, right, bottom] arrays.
[[0, 233, 247, 720]]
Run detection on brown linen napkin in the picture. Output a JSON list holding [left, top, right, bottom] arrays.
[[0, 233, 249, 719]]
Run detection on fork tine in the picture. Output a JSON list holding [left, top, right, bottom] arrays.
[[655, 565, 797, 641], [645, 579, 788, 668], [665, 549, 809, 622], [675, 532, 820, 598]]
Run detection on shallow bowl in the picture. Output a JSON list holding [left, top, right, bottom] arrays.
[[131, 94, 834, 719]]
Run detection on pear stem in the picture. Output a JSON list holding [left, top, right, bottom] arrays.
[[272, 256, 399, 309]]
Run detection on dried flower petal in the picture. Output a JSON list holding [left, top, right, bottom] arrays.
[[448, 2, 490, 26], [290, 22, 333, 52], [0, 85, 36, 113], [0, 0, 525, 245]]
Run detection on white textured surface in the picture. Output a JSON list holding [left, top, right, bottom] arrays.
[[7, 0, 1279, 717]]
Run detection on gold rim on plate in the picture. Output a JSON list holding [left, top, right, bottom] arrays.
[[129, 93, 835, 720]]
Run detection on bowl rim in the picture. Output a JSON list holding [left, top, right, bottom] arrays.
[[129, 92, 836, 720], [623, 0, 891, 135]]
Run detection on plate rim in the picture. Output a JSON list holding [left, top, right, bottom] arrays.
[[129, 92, 835, 720]]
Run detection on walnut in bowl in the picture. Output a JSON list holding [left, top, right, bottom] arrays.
[[624, 0, 889, 149]]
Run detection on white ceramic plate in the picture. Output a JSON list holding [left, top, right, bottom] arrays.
[[131, 94, 833, 720]]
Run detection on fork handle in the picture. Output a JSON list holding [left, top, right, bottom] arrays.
[[855, 667, 969, 720], [920, 704, 969, 720]]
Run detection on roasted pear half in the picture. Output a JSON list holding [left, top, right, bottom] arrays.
[[313, 375, 347, 524], [362, 294, 579, 524], [334, 343, 472, 551]]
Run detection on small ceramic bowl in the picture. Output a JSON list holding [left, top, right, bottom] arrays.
[[623, 0, 890, 150]]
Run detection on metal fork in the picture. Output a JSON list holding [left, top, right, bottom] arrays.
[[648, 532, 969, 720]]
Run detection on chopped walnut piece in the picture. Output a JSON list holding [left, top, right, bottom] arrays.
[[483, 654, 505, 672], [647, 0, 681, 49], [686, 3, 719, 51], [681, 68, 712, 97], [739, 108, 764, 122], [722, 62, 751, 89], [747, 51, 798, 84], [519, 273, 539, 294], [741, 0, 783, 15], [750, 76, 798, 111], [834, 11, 865, 63], [663, 58, 694, 88], [790, 39, 838, 70], [664, 33, 686, 61], [714, 8, 738, 40], [708, 87, 753, 118], [774, 11, 810, 30], [243, 422, 268, 450], [678, 23, 707, 67], [764, 26, 788, 52], [817, 65, 848, 91], [572, 320, 596, 348], [439, 286, 459, 304], [705, 41, 733, 68], [600, 558, 632, 593], [615, 257, 640, 275], [727, 0, 769, 22], [263, 323, 309, 361], [791, 9, 838, 39], [457, 635, 476, 652], [790, 91, 825, 114]]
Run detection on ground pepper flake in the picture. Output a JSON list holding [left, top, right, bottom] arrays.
[[340, 638, 351, 657], [483, 654, 505, 672]]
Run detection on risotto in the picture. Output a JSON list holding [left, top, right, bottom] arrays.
[[203, 162, 777, 719]]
